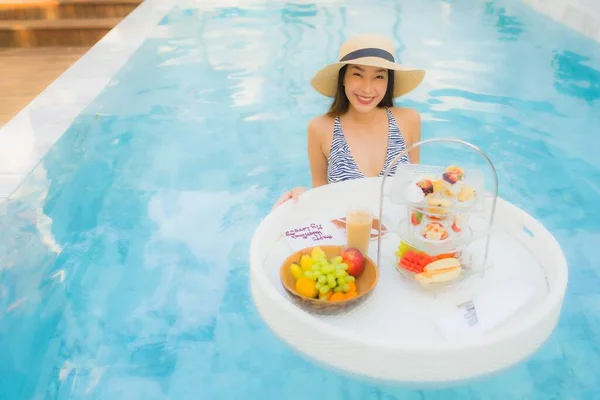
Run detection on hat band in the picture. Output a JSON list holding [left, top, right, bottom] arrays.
[[339, 48, 395, 63]]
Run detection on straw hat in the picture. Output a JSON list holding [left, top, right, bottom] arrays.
[[310, 34, 426, 98]]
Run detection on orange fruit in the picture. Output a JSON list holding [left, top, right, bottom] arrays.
[[296, 277, 318, 298], [330, 292, 345, 302], [344, 291, 358, 299], [347, 282, 357, 293]]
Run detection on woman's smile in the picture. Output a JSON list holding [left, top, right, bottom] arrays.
[[355, 94, 376, 105]]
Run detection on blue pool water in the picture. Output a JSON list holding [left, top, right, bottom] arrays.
[[1, 0, 600, 398]]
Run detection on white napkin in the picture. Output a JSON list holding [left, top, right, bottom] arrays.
[[436, 278, 536, 341]]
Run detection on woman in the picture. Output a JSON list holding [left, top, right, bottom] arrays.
[[274, 34, 426, 208]]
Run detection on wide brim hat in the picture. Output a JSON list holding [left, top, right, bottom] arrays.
[[311, 34, 426, 98]]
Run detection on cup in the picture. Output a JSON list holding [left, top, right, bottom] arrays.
[[346, 207, 374, 255]]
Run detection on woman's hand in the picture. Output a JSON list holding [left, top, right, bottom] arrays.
[[272, 187, 307, 209]]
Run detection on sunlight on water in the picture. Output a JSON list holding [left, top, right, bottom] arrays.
[[1, 0, 600, 398]]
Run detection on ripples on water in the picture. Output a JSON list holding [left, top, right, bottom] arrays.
[[1, 0, 600, 398]]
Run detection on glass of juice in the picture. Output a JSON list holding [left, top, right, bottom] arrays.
[[346, 207, 374, 255]]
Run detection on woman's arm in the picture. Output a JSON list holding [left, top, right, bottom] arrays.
[[272, 117, 329, 209], [307, 117, 329, 187]]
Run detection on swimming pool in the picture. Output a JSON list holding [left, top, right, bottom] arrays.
[[1, 0, 599, 397]]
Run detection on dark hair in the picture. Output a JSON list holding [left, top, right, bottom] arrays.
[[326, 65, 395, 117]]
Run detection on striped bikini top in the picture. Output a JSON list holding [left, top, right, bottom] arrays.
[[327, 108, 411, 184]]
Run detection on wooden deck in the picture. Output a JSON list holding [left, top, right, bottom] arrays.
[[0, 0, 141, 20], [0, 46, 88, 126], [0, 0, 142, 126], [0, 0, 141, 47]]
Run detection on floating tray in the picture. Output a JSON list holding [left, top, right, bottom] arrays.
[[250, 177, 567, 384]]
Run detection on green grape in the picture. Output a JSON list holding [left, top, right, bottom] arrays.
[[345, 275, 355, 283], [319, 285, 331, 294], [335, 269, 346, 278], [337, 277, 346, 285], [339, 263, 349, 271], [319, 293, 329, 300], [332, 256, 343, 264], [334, 286, 343, 293], [342, 283, 350, 292], [304, 271, 316, 280], [328, 277, 337, 288], [316, 282, 322, 290], [314, 270, 323, 278], [318, 275, 327, 284], [312, 264, 320, 271]]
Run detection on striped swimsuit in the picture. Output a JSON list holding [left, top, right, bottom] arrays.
[[327, 108, 411, 184]]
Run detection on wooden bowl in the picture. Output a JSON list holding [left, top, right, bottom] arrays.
[[279, 245, 379, 314]]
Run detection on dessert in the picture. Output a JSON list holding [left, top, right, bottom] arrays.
[[394, 163, 480, 289], [457, 185, 476, 202], [410, 210, 423, 226], [414, 257, 463, 284], [425, 194, 452, 220], [451, 213, 468, 232], [432, 179, 454, 198], [421, 222, 449, 241], [406, 183, 426, 203], [443, 165, 464, 184], [416, 178, 433, 195]]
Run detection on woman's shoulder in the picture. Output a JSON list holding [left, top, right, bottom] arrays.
[[389, 106, 421, 144], [307, 114, 336, 137], [388, 106, 421, 123]]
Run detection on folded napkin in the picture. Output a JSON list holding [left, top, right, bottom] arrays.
[[436, 278, 536, 341]]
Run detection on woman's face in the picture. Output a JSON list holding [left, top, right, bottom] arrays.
[[343, 65, 389, 113]]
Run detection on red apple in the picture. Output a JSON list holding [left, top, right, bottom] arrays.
[[342, 247, 365, 277]]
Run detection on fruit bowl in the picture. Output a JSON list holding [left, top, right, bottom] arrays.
[[279, 245, 379, 314]]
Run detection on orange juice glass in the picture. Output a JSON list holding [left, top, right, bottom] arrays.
[[346, 207, 373, 255]]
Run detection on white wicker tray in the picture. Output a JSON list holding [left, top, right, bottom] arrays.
[[249, 177, 568, 384]]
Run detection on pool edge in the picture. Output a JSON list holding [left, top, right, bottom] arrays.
[[0, 0, 177, 204], [522, 0, 600, 44]]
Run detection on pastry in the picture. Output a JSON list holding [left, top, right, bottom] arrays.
[[421, 222, 449, 241], [415, 178, 433, 195], [406, 183, 425, 203], [457, 185, 476, 202], [432, 179, 454, 197], [415, 257, 462, 284], [443, 165, 464, 184], [425, 194, 452, 219]]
